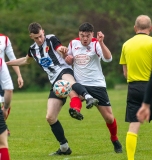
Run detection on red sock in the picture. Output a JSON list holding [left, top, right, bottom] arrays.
[[70, 97, 82, 112], [0, 148, 10, 160], [106, 118, 118, 141]]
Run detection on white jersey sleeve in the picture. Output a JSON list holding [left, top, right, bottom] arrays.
[[5, 37, 16, 60], [96, 42, 112, 62], [0, 35, 16, 61]]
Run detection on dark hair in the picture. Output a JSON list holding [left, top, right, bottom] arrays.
[[79, 22, 94, 32], [28, 22, 42, 34]]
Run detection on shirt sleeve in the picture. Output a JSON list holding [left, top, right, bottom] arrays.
[[50, 36, 62, 51], [5, 37, 16, 60], [119, 44, 126, 65], [143, 72, 152, 104], [27, 48, 32, 57], [96, 42, 112, 62], [67, 41, 73, 55]]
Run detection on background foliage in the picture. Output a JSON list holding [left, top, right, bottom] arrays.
[[1, 0, 152, 91]]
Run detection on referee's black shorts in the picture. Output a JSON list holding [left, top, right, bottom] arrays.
[[125, 81, 152, 122]]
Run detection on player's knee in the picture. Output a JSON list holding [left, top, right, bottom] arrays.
[[46, 114, 56, 125], [104, 115, 114, 123]]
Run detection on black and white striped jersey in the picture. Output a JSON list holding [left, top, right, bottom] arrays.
[[28, 34, 72, 84]]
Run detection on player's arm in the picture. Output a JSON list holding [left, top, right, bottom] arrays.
[[6, 55, 33, 66], [97, 31, 112, 60], [56, 45, 68, 58], [122, 64, 127, 79]]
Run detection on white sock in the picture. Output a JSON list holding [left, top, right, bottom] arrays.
[[84, 94, 93, 100], [60, 142, 69, 152]]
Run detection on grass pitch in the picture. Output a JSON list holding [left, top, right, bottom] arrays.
[[8, 89, 152, 160]]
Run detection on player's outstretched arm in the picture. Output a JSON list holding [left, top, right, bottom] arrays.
[[6, 55, 33, 66]]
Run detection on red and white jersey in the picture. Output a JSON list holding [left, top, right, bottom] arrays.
[[68, 38, 112, 87], [0, 34, 16, 61], [0, 58, 13, 90]]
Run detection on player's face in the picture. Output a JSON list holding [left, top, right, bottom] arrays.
[[79, 31, 93, 46], [30, 29, 45, 46]]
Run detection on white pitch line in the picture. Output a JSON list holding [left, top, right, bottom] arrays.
[[63, 155, 91, 160]]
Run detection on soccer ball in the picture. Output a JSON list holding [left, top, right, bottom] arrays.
[[53, 80, 72, 98]]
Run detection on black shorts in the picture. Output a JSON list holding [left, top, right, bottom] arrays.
[[125, 81, 152, 122], [0, 85, 4, 97], [0, 110, 7, 134], [83, 86, 111, 106], [48, 68, 74, 105]]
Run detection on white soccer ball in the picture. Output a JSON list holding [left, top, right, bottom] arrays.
[[53, 80, 72, 98]]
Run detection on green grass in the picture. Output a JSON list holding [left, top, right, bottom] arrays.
[[7, 89, 152, 160]]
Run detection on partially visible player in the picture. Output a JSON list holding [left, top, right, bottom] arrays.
[[6, 22, 98, 155], [0, 33, 24, 135], [65, 22, 122, 153], [0, 58, 13, 160], [137, 72, 152, 123], [119, 15, 152, 160]]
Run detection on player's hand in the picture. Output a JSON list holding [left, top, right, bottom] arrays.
[[65, 55, 74, 65], [58, 46, 68, 55], [97, 31, 104, 43], [18, 76, 24, 88], [136, 103, 151, 123], [1, 107, 10, 120]]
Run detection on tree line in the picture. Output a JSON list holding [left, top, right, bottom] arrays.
[[1, 0, 152, 91]]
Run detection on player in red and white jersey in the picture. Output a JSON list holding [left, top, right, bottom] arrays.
[[0, 34, 24, 136], [65, 22, 122, 153], [0, 34, 23, 102], [0, 58, 13, 160], [7, 22, 98, 156]]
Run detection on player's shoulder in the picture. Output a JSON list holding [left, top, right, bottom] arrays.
[[0, 33, 8, 41], [92, 37, 98, 42], [46, 34, 55, 39], [0, 33, 7, 37]]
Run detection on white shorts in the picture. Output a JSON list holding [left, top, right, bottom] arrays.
[[0, 59, 14, 90]]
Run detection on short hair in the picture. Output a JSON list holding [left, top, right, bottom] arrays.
[[28, 22, 42, 34], [135, 15, 152, 30], [79, 22, 94, 32]]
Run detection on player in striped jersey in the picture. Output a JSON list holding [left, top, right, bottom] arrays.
[[65, 22, 122, 153], [0, 58, 13, 160], [6, 22, 98, 155]]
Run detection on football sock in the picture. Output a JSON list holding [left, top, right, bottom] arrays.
[[72, 83, 91, 98], [126, 132, 137, 160], [70, 97, 82, 112], [50, 120, 67, 144], [106, 118, 118, 141], [0, 148, 10, 160], [84, 94, 92, 99], [60, 142, 69, 152]]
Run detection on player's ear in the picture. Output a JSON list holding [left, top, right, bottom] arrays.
[[92, 32, 94, 37], [134, 26, 137, 33], [29, 34, 33, 40]]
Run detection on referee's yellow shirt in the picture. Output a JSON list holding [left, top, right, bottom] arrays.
[[119, 34, 152, 82]]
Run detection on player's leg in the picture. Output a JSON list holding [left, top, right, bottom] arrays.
[[126, 122, 140, 160], [0, 109, 10, 160], [62, 70, 98, 113], [84, 85, 122, 153], [97, 106, 122, 153], [0, 60, 13, 136], [46, 90, 72, 156], [125, 82, 146, 160]]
